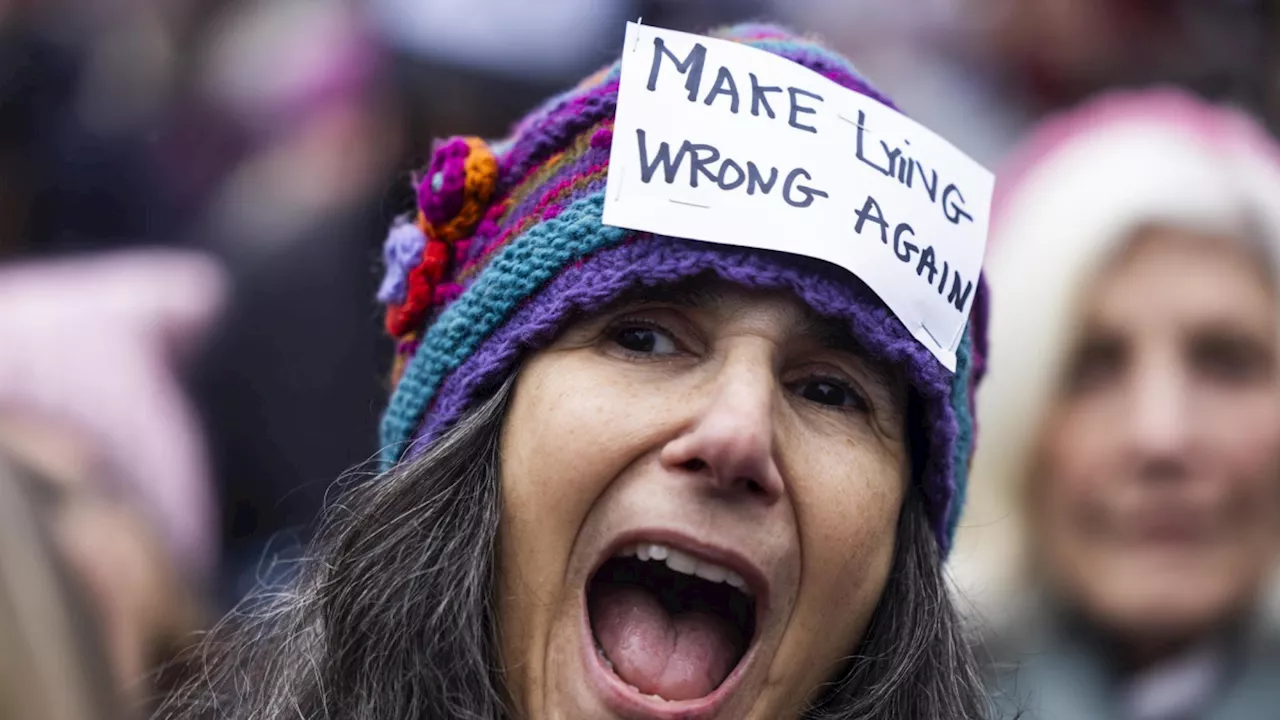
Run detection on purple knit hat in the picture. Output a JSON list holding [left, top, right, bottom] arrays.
[[376, 24, 989, 554]]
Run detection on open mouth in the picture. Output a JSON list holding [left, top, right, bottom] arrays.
[[587, 541, 758, 703]]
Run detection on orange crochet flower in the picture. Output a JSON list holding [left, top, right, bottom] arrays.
[[384, 137, 498, 338]]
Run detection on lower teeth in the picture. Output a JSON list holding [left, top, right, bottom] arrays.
[[594, 640, 614, 670]]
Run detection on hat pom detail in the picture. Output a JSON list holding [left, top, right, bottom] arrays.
[[376, 218, 428, 305], [418, 136, 499, 242], [382, 136, 499, 339]]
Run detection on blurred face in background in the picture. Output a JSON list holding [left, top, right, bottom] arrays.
[[1033, 225, 1280, 655], [0, 413, 197, 710]]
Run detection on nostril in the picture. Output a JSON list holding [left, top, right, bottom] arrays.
[[674, 458, 773, 497], [682, 458, 708, 472]]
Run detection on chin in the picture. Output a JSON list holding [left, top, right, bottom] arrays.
[[1083, 579, 1248, 646]]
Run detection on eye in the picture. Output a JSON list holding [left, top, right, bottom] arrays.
[[608, 322, 680, 356], [1190, 332, 1274, 386], [790, 377, 869, 413], [1064, 334, 1126, 395]]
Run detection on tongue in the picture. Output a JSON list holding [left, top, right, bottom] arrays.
[[590, 583, 739, 701]]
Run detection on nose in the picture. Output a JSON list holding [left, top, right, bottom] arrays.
[[1126, 357, 1190, 477], [659, 353, 785, 504]]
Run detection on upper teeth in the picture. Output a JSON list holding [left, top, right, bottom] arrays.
[[616, 543, 750, 594]]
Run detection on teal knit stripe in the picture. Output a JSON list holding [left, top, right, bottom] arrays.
[[944, 328, 976, 542], [380, 192, 629, 465]]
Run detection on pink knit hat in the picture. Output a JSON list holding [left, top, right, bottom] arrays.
[[0, 249, 227, 585]]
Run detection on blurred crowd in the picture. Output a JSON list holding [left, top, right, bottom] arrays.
[[0, 0, 1278, 718]]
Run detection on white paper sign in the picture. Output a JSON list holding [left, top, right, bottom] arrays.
[[602, 22, 994, 371]]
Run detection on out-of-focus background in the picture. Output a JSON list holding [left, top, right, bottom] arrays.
[[0, 0, 1277, 717]]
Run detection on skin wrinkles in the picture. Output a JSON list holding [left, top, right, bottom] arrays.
[[498, 280, 909, 718]]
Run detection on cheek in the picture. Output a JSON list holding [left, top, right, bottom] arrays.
[[1037, 403, 1111, 495], [496, 368, 597, 672], [1205, 402, 1280, 548], [1033, 408, 1119, 545], [1209, 399, 1280, 495], [499, 361, 676, 576], [1026, 418, 1117, 610], [771, 432, 905, 696], [494, 357, 684, 677]]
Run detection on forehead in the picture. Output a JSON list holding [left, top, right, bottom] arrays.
[[1084, 226, 1277, 332]]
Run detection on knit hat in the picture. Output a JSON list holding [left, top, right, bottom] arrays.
[[376, 24, 989, 554]]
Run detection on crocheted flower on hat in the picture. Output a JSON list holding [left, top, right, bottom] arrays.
[[382, 136, 498, 341], [377, 217, 427, 306]]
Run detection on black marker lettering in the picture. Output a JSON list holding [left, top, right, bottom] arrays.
[[704, 66, 740, 113], [942, 184, 973, 224], [746, 163, 778, 195], [893, 224, 918, 262], [688, 143, 721, 188], [636, 130, 825, 207], [854, 195, 889, 243], [896, 141, 913, 188], [879, 140, 901, 178], [636, 129, 688, 184], [647, 38, 707, 101], [717, 158, 746, 190], [855, 110, 892, 176], [749, 73, 781, 119], [916, 246, 938, 285], [948, 271, 974, 312], [782, 168, 828, 208], [787, 87, 823, 134], [914, 160, 938, 202]]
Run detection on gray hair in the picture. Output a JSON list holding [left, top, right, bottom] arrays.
[[154, 375, 986, 719]]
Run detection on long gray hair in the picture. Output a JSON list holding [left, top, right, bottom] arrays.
[[154, 375, 986, 719]]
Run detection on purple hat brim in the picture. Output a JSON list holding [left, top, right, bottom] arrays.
[[402, 234, 970, 550]]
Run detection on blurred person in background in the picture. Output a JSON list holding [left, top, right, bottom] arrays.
[[2, 0, 408, 613], [0, 450, 120, 720], [780, 0, 1279, 168], [171, 0, 403, 604], [951, 90, 1280, 719], [368, 0, 774, 160], [0, 250, 226, 715], [0, 0, 204, 257], [976, 0, 1272, 118]]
